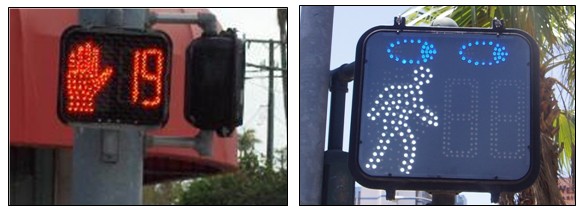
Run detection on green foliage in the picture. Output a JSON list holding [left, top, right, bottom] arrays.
[[178, 129, 288, 205], [554, 111, 575, 174]]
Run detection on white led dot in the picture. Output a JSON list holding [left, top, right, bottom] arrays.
[[406, 171, 410, 175], [399, 132, 404, 136], [428, 120, 433, 125], [410, 159, 415, 163], [390, 85, 395, 89], [400, 168, 405, 172], [419, 98, 424, 102], [371, 116, 376, 121], [391, 101, 395, 105], [422, 116, 427, 121], [404, 94, 409, 98], [412, 147, 416, 151], [434, 116, 438, 120], [421, 73, 425, 78], [366, 164, 370, 168], [407, 165, 412, 170], [371, 108, 375, 111], [404, 116, 409, 120], [434, 122, 439, 127], [383, 146, 387, 150], [389, 94, 393, 98], [402, 160, 407, 165], [413, 104, 417, 108], [397, 93, 401, 97], [397, 85, 401, 89], [369, 158, 374, 162], [420, 105, 425, 110], [407, 129, 411, 133], [367, 113, 371, 117], [398, 120, 403, 125], [379, 94, 383, 98], [395, 106, 400, 110], [411, 153, 416, 157], [394, 127, 399, 131], [420, 66, 424, 70], [381, 133, 386, 137], [381, 106, 385, 110], [429, 112, 434, 116], [373, 152, 377, 156], [384, 87, 388, 91], [376, 158, 380, 163], [380, 152, 384, 156], [390, 133, 394, 137], [405, 101, 409, 105], [408, 110, 413, 114], [404, 146, 409, 150], [387, 107, 392, 111], [426, 80, 430, 84], [411, 140, 416, 145], [410, 90, 415, 94], [409, 134, 414, 139], [372, 164, 377, 169], [419, 81, 424, 86], [414, 77, 419, 81], [419, 90, 423, 95], [426, 68, 430, 72], [383, 126, 388, 130], [403, 139, 407, 143], [416, 85, 420, 89], [404, 153, 408, 157], [403, 123, 408, 127], [429, 74, 433, 78], [391, 120, 395, 124], [403, 85, 408, 89]]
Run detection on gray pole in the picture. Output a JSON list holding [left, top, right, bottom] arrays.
[[72, 8, 148, 205], [267, 39, 275, 167], [299, 6, 334, 205]]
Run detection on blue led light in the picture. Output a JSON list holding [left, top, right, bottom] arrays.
[[458, 41, 509, 66], [386, 38, 437, 64]]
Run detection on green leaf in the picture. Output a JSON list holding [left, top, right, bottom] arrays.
[[554, 112, 575, 174]]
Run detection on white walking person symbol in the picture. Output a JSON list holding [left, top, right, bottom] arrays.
[[365, 66, 439, 174]]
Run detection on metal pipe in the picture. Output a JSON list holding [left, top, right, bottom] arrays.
[[327, 62, 355, 151], [299, 6, 334, 205], [149, 12, 217, 34]]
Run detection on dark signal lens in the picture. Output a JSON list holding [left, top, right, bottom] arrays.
[[184, 29, 245, 136]]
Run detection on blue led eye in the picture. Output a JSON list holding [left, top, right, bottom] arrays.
[[458, 41, 509, 66], [386, 38, 437, 64]]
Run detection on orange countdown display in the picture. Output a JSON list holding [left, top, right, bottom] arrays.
[[58, 26, 172, 127]]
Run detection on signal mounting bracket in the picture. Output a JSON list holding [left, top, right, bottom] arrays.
[[393, 16, 406, 31], [492, 18, 505, 33]]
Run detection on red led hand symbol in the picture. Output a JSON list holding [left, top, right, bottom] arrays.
[[66, 41, 114, 113]]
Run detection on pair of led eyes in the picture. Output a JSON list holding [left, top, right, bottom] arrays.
[[386, 39, 509, 66]]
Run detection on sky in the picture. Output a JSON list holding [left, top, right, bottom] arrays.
[[210, 8, 288, 156]]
